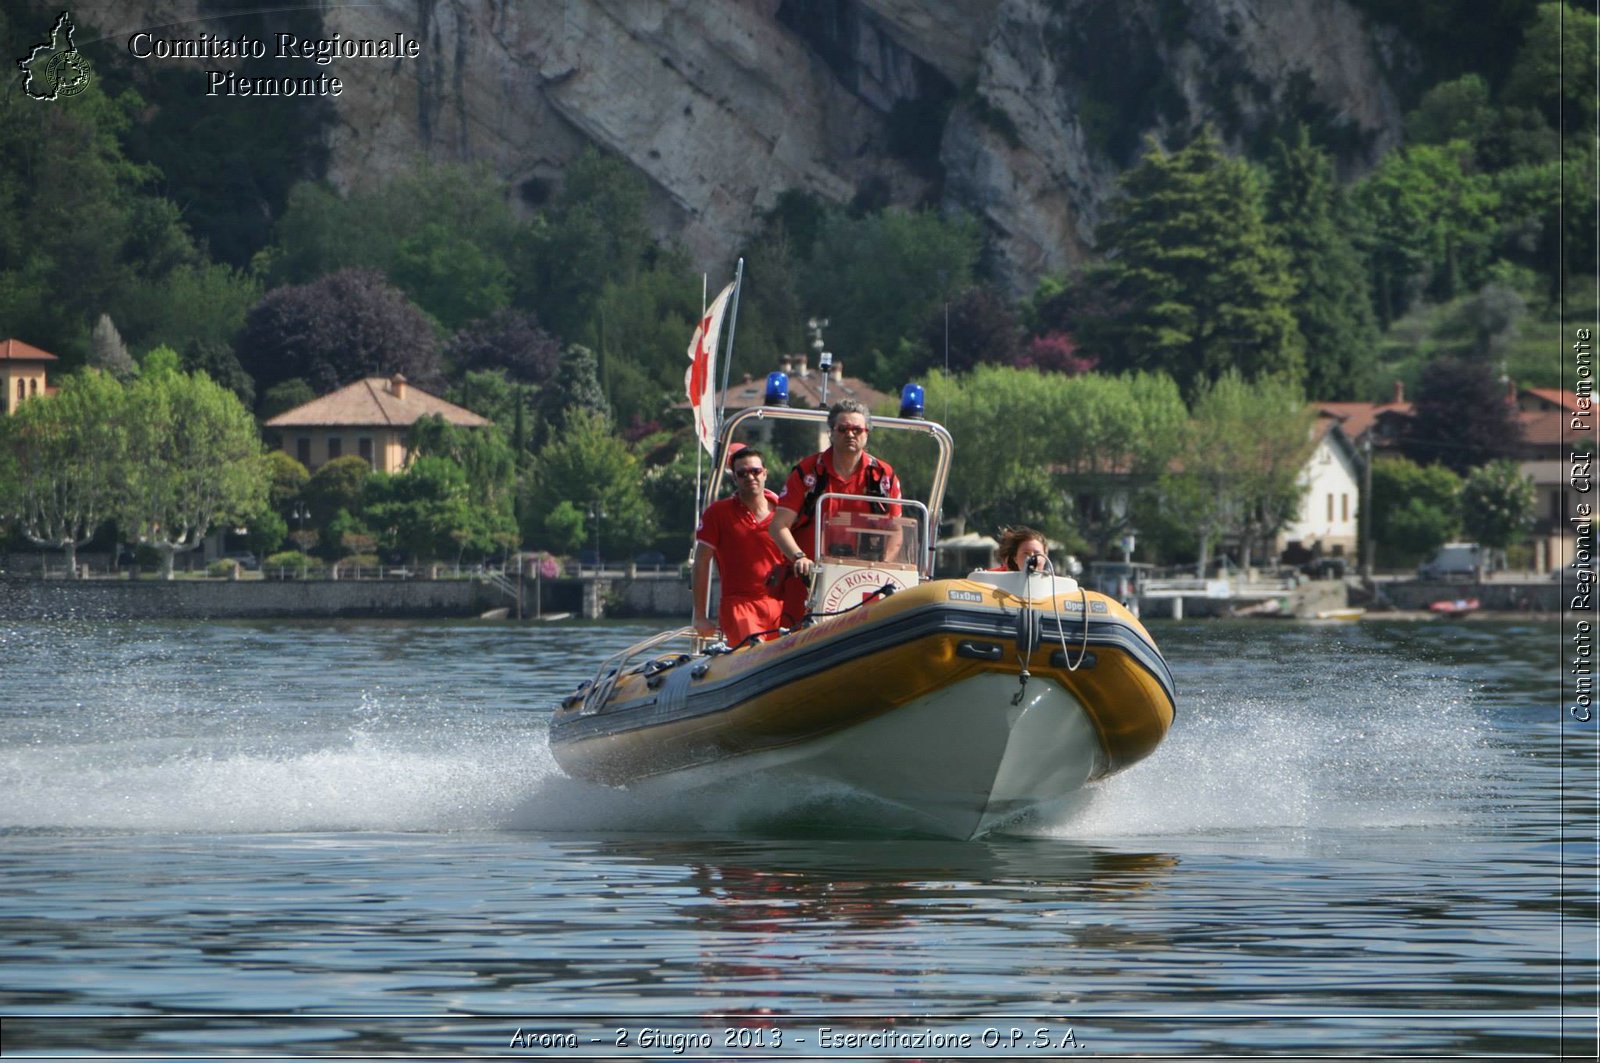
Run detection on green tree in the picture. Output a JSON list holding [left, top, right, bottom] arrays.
[[1082, 128, 1303, 397], [537, 344, 611, 444], [260, 379, 316, 421], [1369, 455, 1461, 566], [406, 414, 520, 542], [263, 163, 520, 321], [798, 207, 980, 388], [363, 455, 516, 564], [731, 220, 807, 370], [112, 261, 261, 361], [1265, 128, 1379, 400], [117, 354, 268, 578], [302, 455, 374, 557], [877, 367, 1071, 539], [1502, 2, 1598, 138], [0, 369, 126, 576], [541, 500, 588, 554], [1049, 371, 1189, 557], [0, 22, 192, 363], [585, 258, 701, 426], [1406, 75, 1496, 148], [1459, 459, 1537, 558], [513, 148, 654, 343], [1165, 372, 1316, 571], [526, 410, 655, 557], [1351, 143, 1500, 323], [877, 367, 1185, 554], [391, 221, 512, 331]]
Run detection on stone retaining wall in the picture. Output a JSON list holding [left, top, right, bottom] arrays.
[[1375, 579, 1568, 613], [0, 576, 503, 620], [0, 574, 698, 621]]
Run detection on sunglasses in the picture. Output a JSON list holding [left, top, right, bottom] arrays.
[[833, 424, 868, 435], [734, 466, 766, 478]]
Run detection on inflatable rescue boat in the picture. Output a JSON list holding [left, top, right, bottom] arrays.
[[550, 403, 1176, 838]]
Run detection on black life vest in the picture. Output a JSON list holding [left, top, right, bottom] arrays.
[[789, 451, 897, 540]]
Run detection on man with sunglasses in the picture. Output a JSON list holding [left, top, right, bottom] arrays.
[[770, 400, 901, 626], [692, 446, 785, 646]]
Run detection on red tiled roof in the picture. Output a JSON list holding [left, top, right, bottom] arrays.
[[1521, 387, 1584, 413], [0, 338, 59, 363], [263, 376, 490, 429], [1317, 400, 1413, 441], [1518, 408, 1568, 448], [692, 356, 889, 414]]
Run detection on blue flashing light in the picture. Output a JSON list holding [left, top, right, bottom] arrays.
[[899, 383, 925, 419], [764, 371, 790, 406]]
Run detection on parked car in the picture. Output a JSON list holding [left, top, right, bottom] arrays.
[[1418, 542, 1487, 580], [224, 551, 260, 571], [633, 550, 668, 569], [1300, 556, 1348, 580]]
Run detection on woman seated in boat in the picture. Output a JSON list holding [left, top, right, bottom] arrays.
[[769, 400, 902, 626], [992, 525, 1051, 572], [692, 445, 785, 645]]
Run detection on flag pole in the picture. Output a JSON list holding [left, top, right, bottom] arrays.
[[692, 274, 708, 542], [715, 257, 745, 434]]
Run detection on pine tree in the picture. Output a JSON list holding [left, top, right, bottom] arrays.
[[1265, 128, 1380, 401], [536, 344, 611, 446], [89, 314, 137, 380], [1081, 128, 1304, 398]]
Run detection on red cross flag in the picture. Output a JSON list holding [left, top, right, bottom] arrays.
[[685, 281, 734, 455]]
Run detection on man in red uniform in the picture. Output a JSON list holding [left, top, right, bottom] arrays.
[[769, 400, 902, 626], [692, 446, 785, 646]]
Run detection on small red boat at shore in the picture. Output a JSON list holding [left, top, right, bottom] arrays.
[[1428, 597, 1481, 617]]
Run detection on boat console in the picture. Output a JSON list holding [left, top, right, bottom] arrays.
[[807, 500, 926, 618]]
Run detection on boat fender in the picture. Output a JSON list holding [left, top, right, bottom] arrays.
[[1015, 603, 1041, 657], [1013, 601, 1041, 706], [691, 663, 710, 679]]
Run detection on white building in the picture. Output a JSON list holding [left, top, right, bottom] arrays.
[[1275, 416, 1362, 560]]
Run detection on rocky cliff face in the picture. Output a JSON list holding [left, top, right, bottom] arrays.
[[78, 0, 1413, 295]]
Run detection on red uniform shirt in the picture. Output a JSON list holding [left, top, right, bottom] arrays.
[[775, 449, 902, 560], [696, 491, 784, 599]]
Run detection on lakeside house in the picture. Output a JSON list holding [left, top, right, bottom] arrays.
[[1, 339, 57, 415], [263, 373, 490, 473], [1274, 415, 1362, 563], [1319, 382, 1594, 572]]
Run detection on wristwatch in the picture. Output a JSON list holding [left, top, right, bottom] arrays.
[[790, 550, 806, 561]]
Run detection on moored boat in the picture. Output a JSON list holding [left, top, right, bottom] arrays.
[[1428, 597, 1481, 617], [549, 400, 1177, 839]]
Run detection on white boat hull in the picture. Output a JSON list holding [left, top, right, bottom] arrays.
[[624, 673, 1105, 839]]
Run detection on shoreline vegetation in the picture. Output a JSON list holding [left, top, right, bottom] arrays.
[[1, 4, 1590, 592], [0, 567, 1570, 623]]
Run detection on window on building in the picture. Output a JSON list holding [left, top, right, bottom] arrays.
[[29, 378, 37, 397], [358, 437, 374, 468], [15, 380, 23, 404], [1327, 494, 1334, 522], [327, 437, 342, 460], [1341, 494, 1349, 522], [296, 437, 311, 466]]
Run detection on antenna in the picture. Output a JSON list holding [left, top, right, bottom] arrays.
[[811, 317, 832, 407]]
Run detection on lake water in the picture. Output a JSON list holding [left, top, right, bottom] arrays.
[[0, 616, 1594, 1059]]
